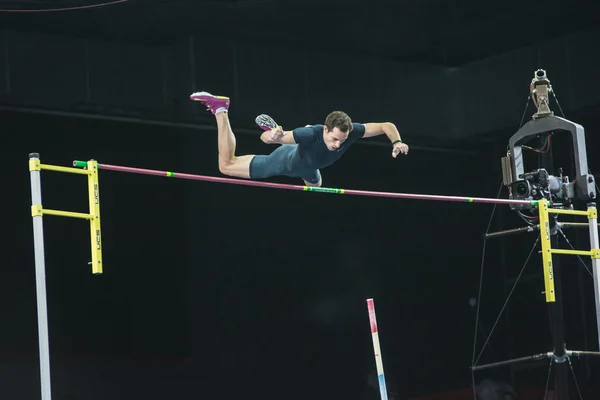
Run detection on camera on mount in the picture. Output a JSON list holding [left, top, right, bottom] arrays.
[[501, 69, 596, 212], [510, 168, 573, 207]]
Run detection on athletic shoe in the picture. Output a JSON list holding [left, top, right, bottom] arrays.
[[255, 114, 278, 131], [190, 91, 230, 115]]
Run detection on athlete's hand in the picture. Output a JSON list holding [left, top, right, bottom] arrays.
[[269, 126, 285, 142], [392, 141, 409, 158]]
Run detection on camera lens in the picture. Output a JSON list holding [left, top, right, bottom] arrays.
[[536, 69, 546, 78], [514, 181, 530, 198]]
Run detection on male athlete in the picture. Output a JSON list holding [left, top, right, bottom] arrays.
[[190, 91, 409, 187]]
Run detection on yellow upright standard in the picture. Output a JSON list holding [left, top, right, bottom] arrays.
[[537, 199, 556, 302], [537, 199, 600, 304], [29, 155, 103, 274], [87, 160, 103, 274]]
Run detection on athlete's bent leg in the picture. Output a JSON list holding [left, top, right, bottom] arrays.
[[214, 112, 255, 178], [191, 91, 254, 179]]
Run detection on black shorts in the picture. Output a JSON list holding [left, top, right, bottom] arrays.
[[249, 145, 321, 184]]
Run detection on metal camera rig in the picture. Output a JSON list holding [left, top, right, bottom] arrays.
[[471, 69, 600, 400]]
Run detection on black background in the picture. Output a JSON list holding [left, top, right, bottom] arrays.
[[1, 1, 600, 399]]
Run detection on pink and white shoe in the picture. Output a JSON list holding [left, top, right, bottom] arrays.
[[190, 91, 230, 115]]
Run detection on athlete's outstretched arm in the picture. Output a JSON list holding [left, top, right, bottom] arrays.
[[362, 122, 400, 140], [362, 122, 409, 157]]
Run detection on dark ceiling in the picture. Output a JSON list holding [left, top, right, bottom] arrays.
[[0, 0, 596, 66]]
